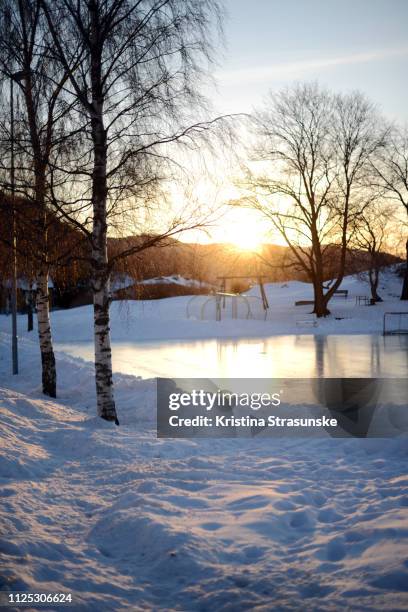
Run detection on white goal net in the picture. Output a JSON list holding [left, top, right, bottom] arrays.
[[383, 312, 408, 335]]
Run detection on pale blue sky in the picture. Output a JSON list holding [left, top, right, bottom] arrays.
[[213, 0, 408, 121]]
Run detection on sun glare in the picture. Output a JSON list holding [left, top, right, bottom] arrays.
[[221, 210, 266, 252], [229, 227, 263, 251]]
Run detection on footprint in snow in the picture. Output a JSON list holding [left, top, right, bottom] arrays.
[[325, 538, 346, 562], [200, 522, 222, 531], [288, 509, 314, 530], [317, 507, 344, 524], [227, 495, 271, 511]]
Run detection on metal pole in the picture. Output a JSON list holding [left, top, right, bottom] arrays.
[[10, 77, 18, 375]]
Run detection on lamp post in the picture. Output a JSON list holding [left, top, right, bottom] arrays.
[[10, 70, 26, 375]]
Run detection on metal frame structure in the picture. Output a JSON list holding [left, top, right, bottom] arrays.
[[383, 312, 408, 335], [186, 293, 267, 321], [216, 276, 269, 311]]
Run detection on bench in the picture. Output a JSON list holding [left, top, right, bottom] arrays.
[[295, 300, 314, 306], [330, 289, 348, 299]]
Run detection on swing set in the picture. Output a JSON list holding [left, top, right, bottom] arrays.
[[216, 275, 269, 311], [186, 276, 270, 321]]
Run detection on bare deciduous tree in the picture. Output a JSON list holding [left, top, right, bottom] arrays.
[[39, 0, 224, 423], [372, 128, 408, 300], [352, 202, 396, 302], [238, 83, 387, 316], [0, 0, 77, 396]]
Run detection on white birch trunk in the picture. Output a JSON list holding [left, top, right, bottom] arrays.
[[36, 269, 56, 397], [88, 4, 119, 424], [90, 123, 119, 423], [93, 273, 118, 423]]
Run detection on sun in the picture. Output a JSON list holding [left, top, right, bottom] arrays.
[[229, 227, 263, 251], [224, 209, 266, 252], [182, 208, 270, 250]]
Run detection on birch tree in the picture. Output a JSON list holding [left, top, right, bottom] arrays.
[[0, 0, 78, 396], [39, 0, 223, 423]]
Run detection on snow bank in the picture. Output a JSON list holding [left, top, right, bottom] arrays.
[[1, 331, 408, 609], [0, 268, 407, 609], [137, 274, 211, 288]]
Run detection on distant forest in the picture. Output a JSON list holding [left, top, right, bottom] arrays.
[[112, 237, 401, 293], [0, 199, 401, 308]]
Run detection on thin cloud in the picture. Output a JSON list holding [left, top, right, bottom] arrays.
[[216, 47, 408, 84]]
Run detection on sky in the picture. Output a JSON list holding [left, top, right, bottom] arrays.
[[184, 0, 408, 247], [213, 0, 408, 121]]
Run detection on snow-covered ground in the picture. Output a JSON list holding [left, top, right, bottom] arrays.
[[0, 269, 407, 610], [44, 268, 408, 344]]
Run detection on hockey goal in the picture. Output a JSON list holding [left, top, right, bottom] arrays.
[[383, 312, 408, 335]]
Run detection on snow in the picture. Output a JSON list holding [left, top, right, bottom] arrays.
[[110, 274, 136, 292], [137, 274, 211, 288], [0, 268, 407, 610], [4, 268, 401, 347], [2, 277, 54, 290]]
